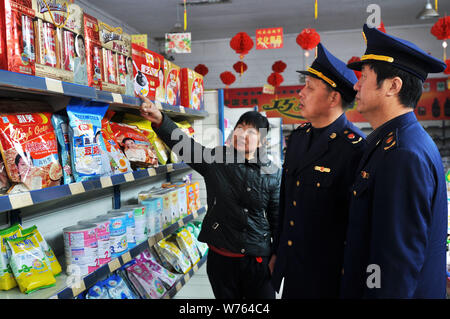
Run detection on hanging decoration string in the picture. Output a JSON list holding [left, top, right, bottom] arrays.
[[184, 0, 187, 31], [314, 0, 318, 20], [435, 0, 438, 12], [42, 0, 70, 29]]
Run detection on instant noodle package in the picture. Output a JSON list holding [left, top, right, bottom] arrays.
[[180, 68, 204, 110], [0, 112, 62, 192], [131, 43, 165, 102], [0, 0, 36, 75]]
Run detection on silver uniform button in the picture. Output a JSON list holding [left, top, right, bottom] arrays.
[[241, 249, 245, 254], [243, 208, 248, 213], [246, 187, 251, 192]]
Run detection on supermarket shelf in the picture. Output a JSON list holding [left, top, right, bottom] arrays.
[[162, 252, 208, 299], [0, 162, 191, 214], [0, 206, 206, 299], [0, 69, 209, 119]]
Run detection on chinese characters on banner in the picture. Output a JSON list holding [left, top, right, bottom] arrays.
[[224, 78, 450, 124], [131, 34, 148, 49], [255, 28, 283, 50], [165, 32, 192, 54]]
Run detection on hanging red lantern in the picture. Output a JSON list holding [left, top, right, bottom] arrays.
[[296, 28, 320, 51], [220, 71, 236, 88], [230, 32, 254, 59], [233, 61, 248, 77], [347, 56, 362, 79], [431, 16, 450, 40], [272, 60, 287, 73], [444, 59, 450, 74], [267, 72, 283, 88], [194, 64, 209, 76]]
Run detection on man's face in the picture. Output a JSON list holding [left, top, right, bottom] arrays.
[[298, 76, 333, 122], [353, 64, 384, 114], [232, 123, 261, 155]]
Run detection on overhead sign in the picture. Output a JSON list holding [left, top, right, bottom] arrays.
[[131, 34, 148, 49], [255, 28, 283, 50]]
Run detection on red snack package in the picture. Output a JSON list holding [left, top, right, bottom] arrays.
[[180, 68, 204, 110], [0, 0, 36, 75], [109, 121, 158, 168], [0, 112, 62, 191], [83, 13, 103, 90]]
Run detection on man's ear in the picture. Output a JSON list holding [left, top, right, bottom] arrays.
[[385, 76, 403, 97], [329, 90, 341, 108]]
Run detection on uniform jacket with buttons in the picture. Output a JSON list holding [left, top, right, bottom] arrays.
[[154, 114, 281, 257], [340, 112, 448, 298], [272, 113, 367, 298]]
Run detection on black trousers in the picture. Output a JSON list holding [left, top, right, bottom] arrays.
[[206, 249, 275, 299]]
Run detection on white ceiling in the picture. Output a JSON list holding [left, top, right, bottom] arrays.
[[80, 0, 450, 41]]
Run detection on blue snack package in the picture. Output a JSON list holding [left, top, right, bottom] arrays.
[[104, 274, 137, 299], [51, 113, 73, 184]]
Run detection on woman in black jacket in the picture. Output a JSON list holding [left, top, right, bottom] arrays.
[[139, 95, 281, 299]]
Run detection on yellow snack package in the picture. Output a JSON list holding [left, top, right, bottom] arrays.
[[20, 226, 62, 276], [0, 224, 21, 290], [122, 113, 169, 165], [6, 234, 56, 294]]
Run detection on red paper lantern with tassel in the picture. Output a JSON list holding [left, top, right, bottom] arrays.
[[230, 32, 254, 59], [194, 64, 209, 76], [347, 56, 362, 79], [296, 28, 320, 51], [272, 60, 287, 73], [233, 61, 248, 76], [444, 59, 450, 74], [267, 72, 284, 88], [431, 16, 450, 40], [220, 71, 236, 87]]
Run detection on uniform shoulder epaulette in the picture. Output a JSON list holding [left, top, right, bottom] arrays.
[[381, 130, 397, 151], [341, 127, 364, 146], [296, 122, 311, 131]]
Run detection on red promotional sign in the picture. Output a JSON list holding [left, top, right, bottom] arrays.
[[224, 77, 450, 124], [255, 28, 283, 50]]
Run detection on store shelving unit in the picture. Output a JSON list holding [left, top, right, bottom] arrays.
[[0, 69, 211, 299], [0, 207, 206, 299]]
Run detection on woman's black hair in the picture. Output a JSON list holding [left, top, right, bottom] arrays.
[[234, 111, 270, 141]]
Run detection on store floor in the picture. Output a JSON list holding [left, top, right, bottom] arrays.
[[173, 260, 283, 299]]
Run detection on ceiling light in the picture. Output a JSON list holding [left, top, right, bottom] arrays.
[[416, 0, 439, 19]]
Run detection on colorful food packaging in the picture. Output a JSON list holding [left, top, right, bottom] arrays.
[[0, 112, 63, 191], [140, 196, 163, 237], [51, 113, 73, 184], [32, 1, 85, 83], [180, 68, 205, 110], [121, 113, 169, 165], [101, 110, 132, 174], [174, 228, 200, 266], [103, 274, 137, 299], [131, 43, 164, 102], [136, 250, 180, 289], [66, 99, 111, 182], [85, 281, 109, 299], [6, 233, 56, 294], [83, 13, 103, 90], [126, 260, 166, 299], [155, 237, 191, 274], [109, 122, 158, 168], [0, 224, 20, 290], [164, 59, 181, 106], [0, 0, 36, 75], [0, 158, 10, 194]]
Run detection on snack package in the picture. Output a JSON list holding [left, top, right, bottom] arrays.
[[0, 158, 10, 194], [131, 43, 165, 102], [126, 260, 166, 299], [101, 111, 132, 174], [0, 112, 63, 191], [51, 113, 73, 184], [175, 228, 200, 266], [85, 281, 110, 299], [0, 224, 21, 290], [19, 225, 62, 276], [6, 233, 56, 294], [140, 196, 163, 237], [185, 223, 208, 258], [180, 68, 205, 110], [0, 0, 36, 75], [103, 274, 137, 299], [109, 122, 158, 168], [136, 250, 180, 289], [155, 237, 191, 274], [164, 59, 181, 106], [66, 99, 111, 182], [122, 113, 169, 165], [83, 13, 103, 90]]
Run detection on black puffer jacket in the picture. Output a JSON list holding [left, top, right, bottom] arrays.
[[154, 114, 281, 257]]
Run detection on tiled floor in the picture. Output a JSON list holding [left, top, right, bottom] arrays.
[[173, 260, 283, 299]]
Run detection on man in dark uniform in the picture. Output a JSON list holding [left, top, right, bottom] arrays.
[[341, 24, 448, 298], [269, 43, 367, 298]]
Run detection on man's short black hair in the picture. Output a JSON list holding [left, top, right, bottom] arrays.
[[323, 83, 354, 110], [235, 111, 270, 141], [364, 61, 423, 109]]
